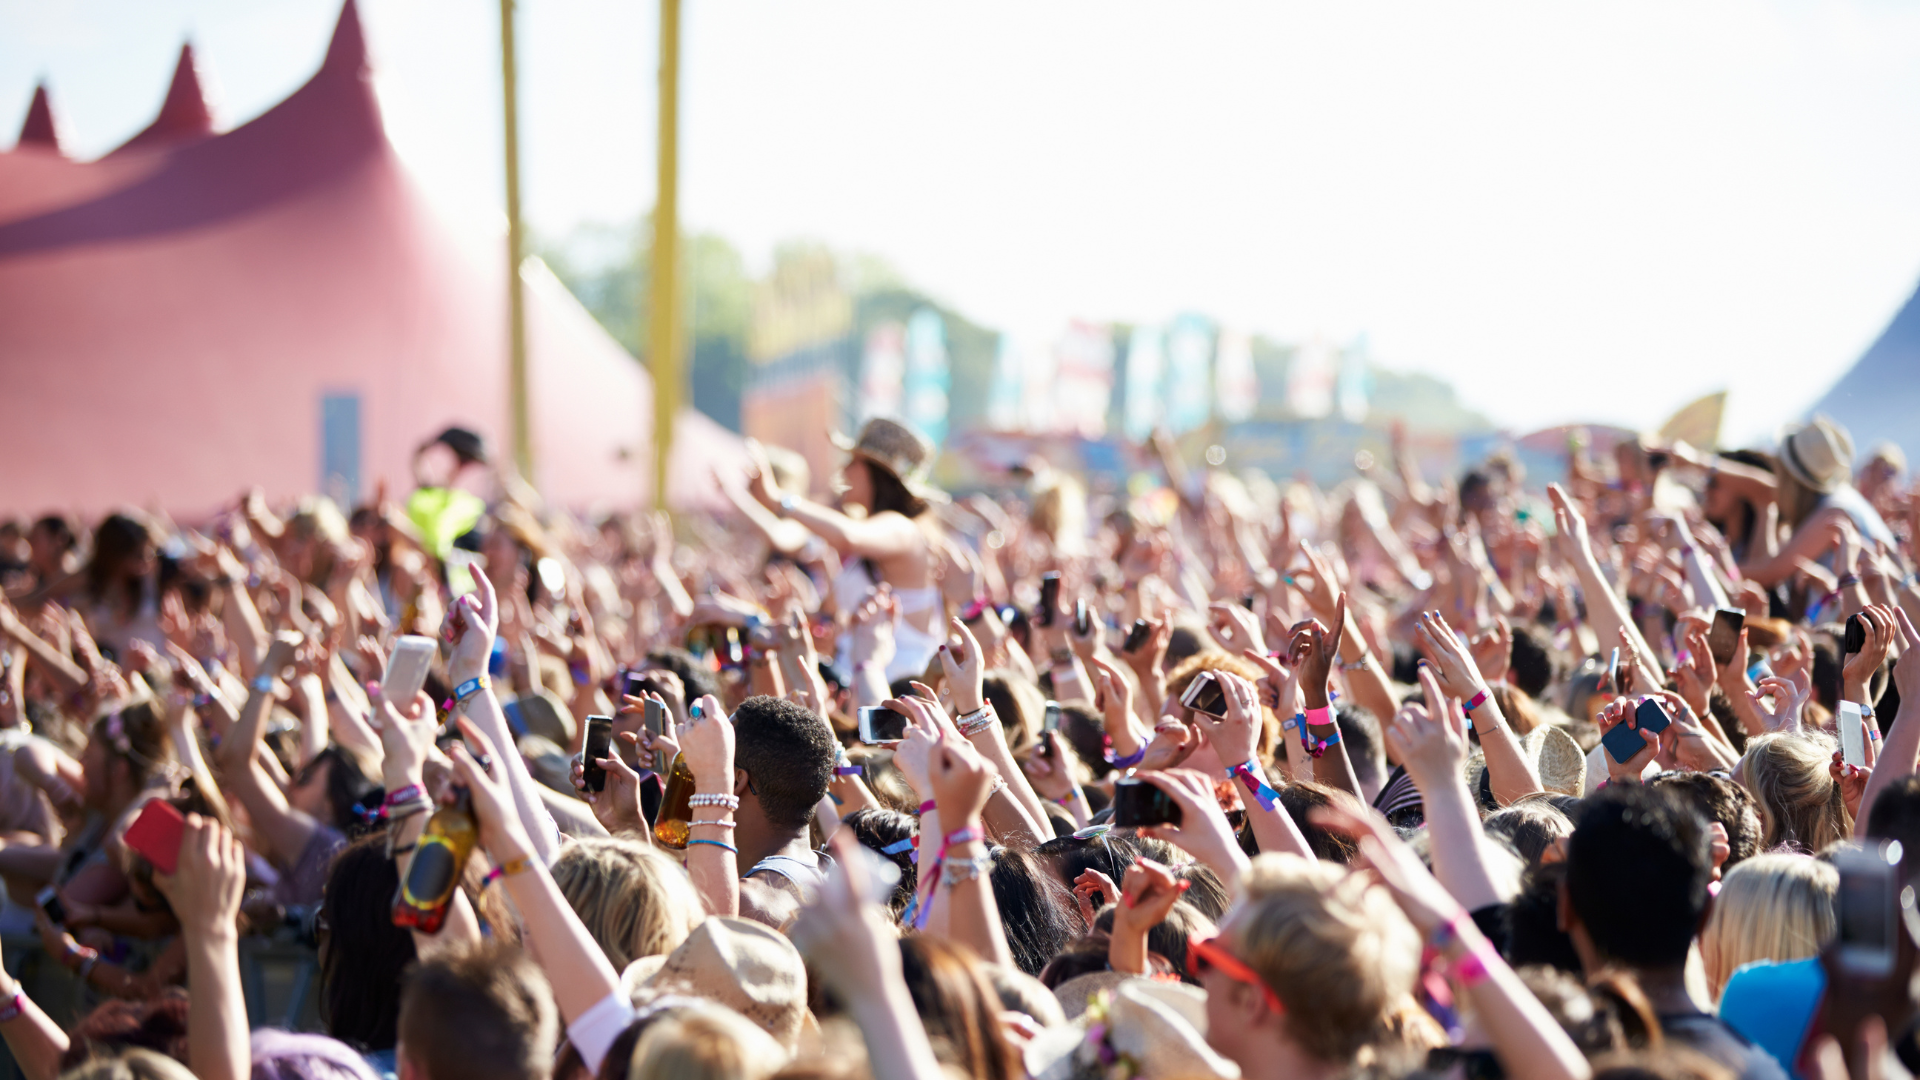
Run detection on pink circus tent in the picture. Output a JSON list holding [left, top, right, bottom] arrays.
[[0, 1, 742, 518]]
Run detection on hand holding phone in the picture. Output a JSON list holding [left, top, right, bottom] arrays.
[[1111, 777, 1182, 828], [582, 715, 613, 792], [858, 705, 909, 745]]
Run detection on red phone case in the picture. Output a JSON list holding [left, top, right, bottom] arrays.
[[124, 800, 186, 876]]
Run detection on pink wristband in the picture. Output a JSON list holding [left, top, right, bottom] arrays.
[[919, 800, 937, 815], [1303, 705, 1334, 727]]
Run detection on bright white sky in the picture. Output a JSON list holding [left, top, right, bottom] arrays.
[[7, 0, 1920, 446]]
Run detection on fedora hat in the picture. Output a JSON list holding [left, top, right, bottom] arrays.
[[618, 916, 808, 1050], [1519, 724, 1587, 797], [1777, 414, 1855, 495], [1026, 979, 1241, 1080], [831, 417, 947, 503]]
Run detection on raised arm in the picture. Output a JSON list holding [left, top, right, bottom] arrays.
[[939, 619, 1051, 838], [1855, 609, 1920, 835], [1388, 668, 1508, 912], [445, 567, 559, 864], [1417, 611, 1542, 806], [152, 817, 251, 1080], [1191, 666, 1313, 862], [922, 732, 1015, 970], [1289, 597, 1363, 800], [1548, 484, 1661, 679], [214, 631, 321, 869]]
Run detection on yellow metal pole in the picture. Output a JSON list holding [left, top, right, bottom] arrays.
[[649, 0, 683, 511], [501, 0, 532, 483]]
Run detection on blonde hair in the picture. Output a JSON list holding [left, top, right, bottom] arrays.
[[628, 1001, 786, 1080], [1229, 854, 1421, 1063], [60, 1050, 196, 1080], [550, 839, 702, 970], [1700, 853, 1835, 1000], [1735, 733, 1851, 853]]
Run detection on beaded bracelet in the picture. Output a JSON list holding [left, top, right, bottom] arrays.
[[957, 705, 998, 737], [691, 818, 736, 829], [481, 855, 534, 889], [0, 993, 23, 1023], [688, 793, 740, 810], [940, 854, 993, 887], [688, 838, 738, 854]]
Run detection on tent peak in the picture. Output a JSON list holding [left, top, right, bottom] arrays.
[[321, 0, 369, 80], [15, 83, 62, 154], [115, 44, 215, 154]]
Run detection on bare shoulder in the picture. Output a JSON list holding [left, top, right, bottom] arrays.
[[738, 870, 804, 930]]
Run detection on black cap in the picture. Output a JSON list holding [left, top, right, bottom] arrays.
[[433, 426, 487, 466]]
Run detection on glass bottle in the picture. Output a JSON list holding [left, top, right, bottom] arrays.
[[392, 787, 477, 933], [653, 752, 697, 849]]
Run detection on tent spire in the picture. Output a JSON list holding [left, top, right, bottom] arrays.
[[322, 0, 369, 79], [115, 45, 215, 153], [16, 83, 61, 154]]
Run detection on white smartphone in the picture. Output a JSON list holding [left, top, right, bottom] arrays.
[[1840, 700, 1867, 769], [382, 635, 438, 705], [1833, 842, 1902, 977]]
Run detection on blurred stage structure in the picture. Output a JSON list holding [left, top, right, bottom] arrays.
[[1813, 278, 1920, 457], [0, 0, 742, 518]]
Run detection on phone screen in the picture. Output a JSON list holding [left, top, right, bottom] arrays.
[[1124, 619, 1151, 653], [858, 706, 909, 745], [1605, 648, 1621, 694], [1043, 701, 1061, 733], [1037, 573, 1061, 627], [1707, 609, 1745, 667], [1846, 614, 1867, 655], [1182, 672, 1227, 718], [1111, 778, 1182, 828], [1840, 701, 1867, 768], [583, 716, 613, 792], [36, 886, 66, 926], [644, 699, 668, 740]]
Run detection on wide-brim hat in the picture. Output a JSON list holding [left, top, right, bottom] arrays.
[[1777, 414, 1855, 495], [1519, 723, 1587, 797], [831, 417, 947, 503], [1026, 979, 1241, 1080], [618, 916, 808, 1050]]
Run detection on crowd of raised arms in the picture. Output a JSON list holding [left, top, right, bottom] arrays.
[[0, 411, 1917, 1080]]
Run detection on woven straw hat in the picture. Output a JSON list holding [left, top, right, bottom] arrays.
[[1520, 724, 1588, 797], [831, 417, 946, 503], [617, 916, 808, 1050], [1777, 414, 1855, 495], [1026, 979, 1241, 1080]]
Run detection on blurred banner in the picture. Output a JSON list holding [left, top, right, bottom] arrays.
[[1054, 319, 1115, 438], [749, 248, 850, 364], [1215, 327, 1257, 424], [1123, 325, 1166, 441], [859, 322, 905, 421], [1164, 315, 1213, 435], [1338, 336, 1372, 424], [1289, 336, 1337, 419], [902, 308, 951, 445]]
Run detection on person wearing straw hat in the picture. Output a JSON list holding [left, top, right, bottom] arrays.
[[744, 417, 950, 682], [1732, 414, 1896, 588]]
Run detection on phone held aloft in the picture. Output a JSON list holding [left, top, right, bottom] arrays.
[[858, 705, 909, 745], [392, 788, 477, 934], [1833, 841, 1903, 978], [582, 715, 613, 793], [1111, 777, 1181, 828], [1601, 696, 1672, 765], [1181, 670, 1228, 718], [1036, 572, 1061, 628], [1123, 619, 1151, 654]]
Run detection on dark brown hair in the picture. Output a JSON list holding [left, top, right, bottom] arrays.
[[398, 941, 557, 1080], [897, 937, 1021, 1080]]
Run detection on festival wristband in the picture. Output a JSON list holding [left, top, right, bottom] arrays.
[[1225, 761, 1279, 811], [1303, 705, 1334, 727], [919, 800, 938, 815], [452, 675, 489, 704], [1462, 688, 1489, 713]]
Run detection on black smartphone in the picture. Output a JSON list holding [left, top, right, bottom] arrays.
[[1846, 614, 1867, 655], [1241, 593, 1256, 611], [1036, 573, 1061, 628], [858, 705, 909, 744], [35, 886, 66, 926], [624, 671, 647, 700], [1181, 670, 1228, 718], [1708, 608, 1745, 667], [1073, 599, 1090, 637], [583, 715, 613, 792], [1123, 619, 1151, 654], [1111, 777, 1182, 828]]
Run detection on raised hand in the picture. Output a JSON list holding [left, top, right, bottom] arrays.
[[1108, 857, 1190, 975], [927, 734, 997, 827], [444, 564, 500, 685], [1843, 605, 1896, 702], [679, 694, 736, 793], [1133, 769, 1250, 885], [1389, 665, 1470, 793], [1468, 617, 1512, 686], [1750, 675, 1808, 734], [1414, 609, 1487, 702], [587, 732, 648, 837], [446, 718, 535, 863], [937, 616, 987, 715], [152, 815, 247, 939], [1287, 593, 1347, 710], [1670, 624, 1717, 719], [369, 684, 439, 791], [1072, 869, 1119, 927], [1596, 697, 1659, 784], [1188, 670, 1262, 771], [1206, 602, 1266, 656]]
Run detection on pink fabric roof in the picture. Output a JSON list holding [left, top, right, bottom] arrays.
[[0, 0, 741, 519]]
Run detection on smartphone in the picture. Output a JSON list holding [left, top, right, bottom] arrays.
[[1111, 777, 1182, 828], [1604, 647, 1621, 695], [36, 886, 66, 926], [1602, 697, 1672, 764], [1036, 573, 1061, 628], [582, 715, 613, 792], [1846, 614, 1867, 655], [644, 698, 668, 741], [382, 635, 438, 705], [1123, 619, 1152, 654], [1043, 701, 1062, 734], [1073, 599, 1090, 637], [1833, 843, 1902, 977], [1708, 608, 1745, 667], [858, 705, 909, 745], [1241, 593, 1256, 611], [623, 671, 648, 700], [1181, 670, 1228, 718], [124, 799, 187, 876], [1840, 700, 1868, 769]]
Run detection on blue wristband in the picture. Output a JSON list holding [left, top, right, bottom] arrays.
[[453, 675, 489, 703]]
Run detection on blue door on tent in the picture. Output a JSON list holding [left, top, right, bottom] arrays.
[[320, 393, 361, 508]]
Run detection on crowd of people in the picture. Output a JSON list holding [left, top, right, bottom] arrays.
[[0, 409, 1915, 1080]]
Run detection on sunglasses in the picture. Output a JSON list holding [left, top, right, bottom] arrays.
[[1186, 932, 1284, 1016]]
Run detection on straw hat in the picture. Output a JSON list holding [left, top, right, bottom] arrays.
[[618, 916, 808, 1050], [831, 417, 947, 503], [1777, 414, 1855, 495], [1519, 724, 1587, 797], [1026, 979, 1241, 1080]]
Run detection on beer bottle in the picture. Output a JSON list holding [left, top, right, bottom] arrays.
[[392, 787, 477, 933], [653, 752, 697, 849]]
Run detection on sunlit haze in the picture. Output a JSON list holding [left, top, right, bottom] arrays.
[[8, 0, 1920, 445]]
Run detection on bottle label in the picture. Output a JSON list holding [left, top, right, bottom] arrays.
[[402, 838, 460, 904]]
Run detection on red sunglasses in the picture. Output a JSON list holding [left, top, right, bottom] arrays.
[[1187, 932, 1285, 1015]]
